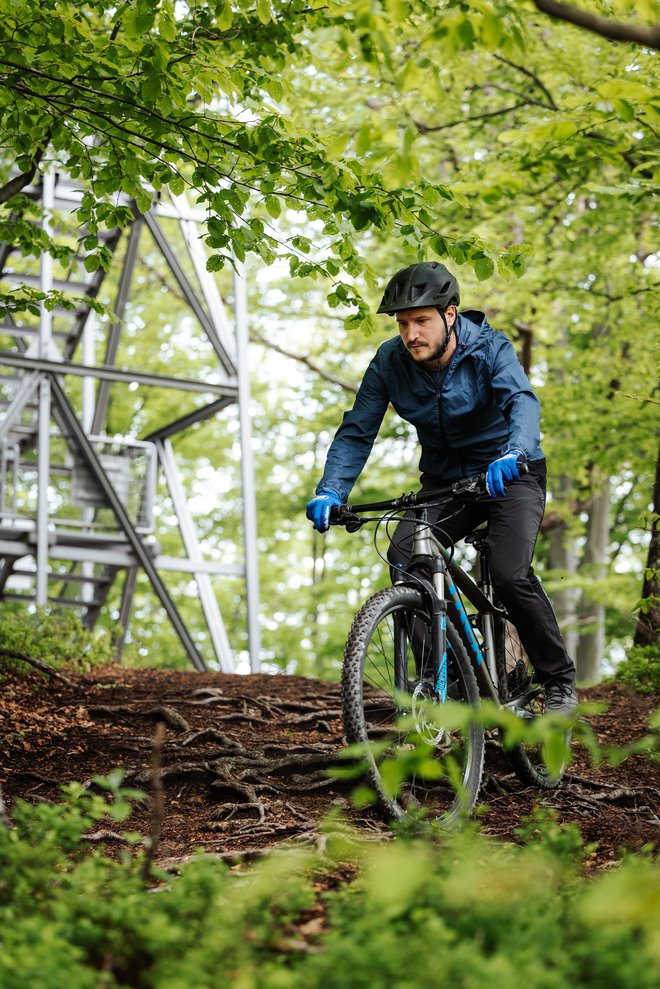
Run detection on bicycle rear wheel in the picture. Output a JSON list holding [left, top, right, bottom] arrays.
[[495, 618, 570, 788], [341, 584, 484, 823]]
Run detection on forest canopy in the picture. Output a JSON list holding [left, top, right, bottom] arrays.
[[0, 0, 658, 678]]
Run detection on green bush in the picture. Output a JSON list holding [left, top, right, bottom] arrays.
[[0, 603, 113, 673], [611, 644, 660, 695], [1, 778, 659, 989]]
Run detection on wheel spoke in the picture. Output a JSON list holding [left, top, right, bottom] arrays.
[[342, 586, 484, 823]]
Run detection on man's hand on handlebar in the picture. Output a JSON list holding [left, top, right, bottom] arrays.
[[306, 488, 343, 533], [485, 451, 526, 498], [313, 465, 532, 530]]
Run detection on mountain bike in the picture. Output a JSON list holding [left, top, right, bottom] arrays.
[[330, 472, 571, 824]]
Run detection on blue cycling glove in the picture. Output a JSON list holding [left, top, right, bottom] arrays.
[[306, 488, 343, 533], [486, 452, 524, 498]]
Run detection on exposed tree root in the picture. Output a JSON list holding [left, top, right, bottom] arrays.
[[0, 648, 77, 687], [87, 705, 191, 731], [3, 669, 656, 867]]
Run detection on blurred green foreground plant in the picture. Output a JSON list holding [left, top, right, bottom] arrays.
[[1, 769, 659, 989], [332, 696, 659, 825]]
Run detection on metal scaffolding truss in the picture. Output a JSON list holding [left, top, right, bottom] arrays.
[[0, 171, 261, 672]]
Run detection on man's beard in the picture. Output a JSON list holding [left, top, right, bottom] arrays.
[[420, 326, 453, 364]]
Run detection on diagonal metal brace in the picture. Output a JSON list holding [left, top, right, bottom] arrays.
[[49, 374, 207, 671]]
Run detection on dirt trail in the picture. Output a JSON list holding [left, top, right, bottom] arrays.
[[1, 666, 657, 869]]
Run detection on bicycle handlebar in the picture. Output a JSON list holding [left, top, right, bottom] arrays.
[[329, 464, 529, 529]]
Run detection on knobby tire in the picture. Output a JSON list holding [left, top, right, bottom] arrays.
[[341, 584, 485, 824], [494, 617, 570, 788]]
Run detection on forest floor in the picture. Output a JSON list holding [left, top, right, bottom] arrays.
[[1, 665, 658, 872]]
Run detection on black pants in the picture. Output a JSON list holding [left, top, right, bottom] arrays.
[[386, 460, 575, 686]]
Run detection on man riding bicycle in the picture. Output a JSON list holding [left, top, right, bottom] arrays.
[[306, 261, 578, 714]]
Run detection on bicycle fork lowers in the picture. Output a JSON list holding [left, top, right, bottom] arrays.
[[396, 507, 502, 707]]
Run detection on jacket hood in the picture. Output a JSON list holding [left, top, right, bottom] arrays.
[[455, 310, 492, 356]]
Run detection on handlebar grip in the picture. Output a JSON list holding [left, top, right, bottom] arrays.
[[329, 504, 365, 531]]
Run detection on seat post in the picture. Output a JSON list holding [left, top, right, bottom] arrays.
[[464, 529, 492, 598]]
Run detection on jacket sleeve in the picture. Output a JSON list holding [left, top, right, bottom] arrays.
[[316, 357, 390, 502], [489, 333, 541, 459]]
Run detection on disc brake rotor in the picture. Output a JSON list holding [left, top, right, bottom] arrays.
[[411, 680, 449, 747]]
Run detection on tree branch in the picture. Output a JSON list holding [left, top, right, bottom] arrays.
[[533, 0, 660, 50], [413, 102, 529, 134], [476, 82, 556, 112], [0, 140, 49, 204], [249, 329, 358, 394], [492, 55, 559, 110]]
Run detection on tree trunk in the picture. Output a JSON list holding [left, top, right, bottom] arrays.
[[546, 476, 579, 660], [634, 439, 660, 648], [576, 480, 611, 683]]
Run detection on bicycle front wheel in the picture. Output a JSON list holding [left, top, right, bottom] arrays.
[[341, 584, 484, 824]]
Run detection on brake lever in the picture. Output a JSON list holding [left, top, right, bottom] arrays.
[[452, 473, 487, 498], [329, 505, 365, 531], [452, 463, 530, 499]]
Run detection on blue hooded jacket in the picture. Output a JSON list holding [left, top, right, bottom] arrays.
[[317, 311, 544, 501]]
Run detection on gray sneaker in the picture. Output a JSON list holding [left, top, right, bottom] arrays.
[[544, 680, 578, 714]]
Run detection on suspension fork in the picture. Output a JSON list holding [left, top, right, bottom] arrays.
[[410, 509, 448, 700]]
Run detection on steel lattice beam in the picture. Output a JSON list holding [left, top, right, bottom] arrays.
[[0, 174, 261, 672]]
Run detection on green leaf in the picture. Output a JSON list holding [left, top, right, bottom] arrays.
[[351, 785, 377, 808], [140, 70, 161, 104], [125, 0, 156, 35], [345, 312, 374, 335], [448, 241, 468, 265], [134, 190, 153, 214], [533, 119, 577, 143], [612, 98, 635, 122], [84, 254, 100, 273], [474, 256, 494, 281], [481, 13, 503, 50], [159, 14, 176, 43], [384, 0, 409, 22], [291, 235, 311, 252], [542, 728, 571, 780], [256, 0, 271, 25], [217, 1, 233, 30], [206, 254, 224, 272], [429, 234, 448, 257], [264, 195, 281, 219], [169, 175, 185, 197], [598, 80, 655, 104]]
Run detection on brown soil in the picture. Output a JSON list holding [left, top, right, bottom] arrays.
[[1, 665, 658, 870]]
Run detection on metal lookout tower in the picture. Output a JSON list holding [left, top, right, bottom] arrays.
[[0, 171, 261, 673]]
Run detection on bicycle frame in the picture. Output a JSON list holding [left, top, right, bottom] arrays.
[[334, 470, 530, 710], [399, 507, 504, 705]]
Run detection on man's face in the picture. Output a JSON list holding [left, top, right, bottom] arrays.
[[396, 306, 455, 363]]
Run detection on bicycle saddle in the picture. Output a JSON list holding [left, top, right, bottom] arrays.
[[464, 528, 488, 550]]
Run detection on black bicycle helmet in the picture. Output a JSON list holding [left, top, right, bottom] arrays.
[[377, 261, 460, 315]]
